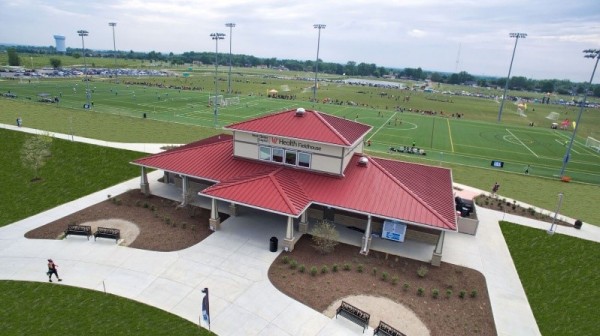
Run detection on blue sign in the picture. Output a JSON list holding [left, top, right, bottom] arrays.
[[382, 220, 407, 242]]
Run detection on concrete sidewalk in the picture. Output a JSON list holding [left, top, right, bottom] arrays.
[[3, 125, 600, 335]]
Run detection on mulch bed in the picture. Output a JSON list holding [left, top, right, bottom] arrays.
[[269, 236, 497, 336], [474, 194, 574, 227], [24, 189, 227, 252]]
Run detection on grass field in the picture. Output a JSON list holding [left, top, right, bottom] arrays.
[[0, 129, 143, 227], [2, 76, 599, 184], [500, 222, 600, 336], [0, 280, 210, 335]]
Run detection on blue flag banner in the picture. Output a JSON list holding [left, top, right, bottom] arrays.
[[201, 288, 210, 328]]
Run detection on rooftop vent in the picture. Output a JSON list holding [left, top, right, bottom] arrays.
[[358, 156, 369, 167], [295, 107, 306, 117]]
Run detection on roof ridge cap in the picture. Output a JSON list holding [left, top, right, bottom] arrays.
[[313, 111, 351, 146], [268, 168, 300, 214], [368, 157, 455, 230]]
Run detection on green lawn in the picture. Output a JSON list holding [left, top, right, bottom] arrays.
[[500, 222, 600, 336], [0, 280, 211, 335], [0, 129, 144, 227]]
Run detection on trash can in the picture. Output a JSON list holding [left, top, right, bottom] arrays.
[[574, 219, 583, 230], [269, 236, 278, 252]]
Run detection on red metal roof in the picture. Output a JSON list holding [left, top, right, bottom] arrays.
[[224, 109, 372, 146], [133, 137, 456, 231]]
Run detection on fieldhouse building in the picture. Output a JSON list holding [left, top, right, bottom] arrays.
[[133, 108, 457, 265]]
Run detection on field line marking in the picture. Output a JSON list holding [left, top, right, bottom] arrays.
[[447, 118, 455, 152], [506, 128, 538, 158], [367, 112, 397, 141]]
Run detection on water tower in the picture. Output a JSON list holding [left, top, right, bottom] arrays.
[[54, 35, 66, 53]]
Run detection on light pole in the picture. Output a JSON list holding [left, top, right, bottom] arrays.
[[497, 32, 526, 122], [559, 49, 600, 177], [547, 192, 564, 235], [225, 23, 235, 95], [109, 22, 117, 83], [211, 32, 225, 128], [313, 24, 326, 103], [77, 29, 91, 109]]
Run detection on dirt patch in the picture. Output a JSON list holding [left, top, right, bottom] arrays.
[[25, 189, 228, 252], [474, 194, 573, 227], [269, 235, 496, 336]]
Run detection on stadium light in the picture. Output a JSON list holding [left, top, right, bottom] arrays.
[[225, 23, 235, 95], [313, 24, 326, 103], [547, 192, 564, 235], [211, 32, 225, 128], [77, 29, 91, 109], [497, 32, 526, 122], [559, 49, 600, 177], [108, 22, 117, 83]]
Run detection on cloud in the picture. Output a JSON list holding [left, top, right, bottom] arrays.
[[407, 29, 427, 38]]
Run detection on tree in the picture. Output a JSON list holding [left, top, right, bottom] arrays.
[[310, 219, 339, 254], [21, 134, 53, 181], [7, 48, 21, 66], [49, 58, 61, 69], [72, 53, 81, 59]]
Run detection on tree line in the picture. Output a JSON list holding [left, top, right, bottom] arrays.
[[3, 44, 599, 97]]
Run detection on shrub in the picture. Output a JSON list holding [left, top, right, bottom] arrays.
[[417, 287, 424, 296], [391, 276, 399, 285], [470, 289, 478, 298], [310, 266, 318, 276], [417, 265, 429, 278], [135, 200, 142, 207], [282, 256, 290, 264], [432, 288, 439, 298], [298, 264, 305, 273], [150, 205, 157, 211], [143, 202, 149, 209], [403, 283, 410, 291], [164, 217, 171, 225], [446, 289, 453, 298], [290, 260, 298, 269], [372, 267, 377, 276], [459, 290, 466, 299], [357, 264, 364, 273], [343, 263, 351, 271], [181, 222, 187, 229], [381, 272, 389, 282], [321, 265, 329, 274], [332, 264, 339, 272], [309, 220, 340, 254]]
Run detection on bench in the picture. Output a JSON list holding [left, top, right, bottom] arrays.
[[94, 227, 120, 243], [64, 224, 92, 240], [335, 301, 370, 333], [373, 321, 406, 336]]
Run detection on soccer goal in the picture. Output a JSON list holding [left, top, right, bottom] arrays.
[[223, 96, 240, 106], [586, 136, 600, 152], [546, 112, 559, 121], [208, 95, 224, 106]]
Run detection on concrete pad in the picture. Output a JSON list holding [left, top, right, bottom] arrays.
[[211, 303, 270, 336], [234, 280, 293, 322], [136, 277, 195, 311]]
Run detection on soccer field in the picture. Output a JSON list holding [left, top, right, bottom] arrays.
[[2, 78, 599, 184]]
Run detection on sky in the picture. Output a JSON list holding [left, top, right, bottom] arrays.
[[1, 0, 600, 82]]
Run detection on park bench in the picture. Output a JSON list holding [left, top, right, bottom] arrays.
[[64, 224, 92, 240], [335, 300, 370, 333], [373, 321, 406, 336], [94, 227, 120, 243]]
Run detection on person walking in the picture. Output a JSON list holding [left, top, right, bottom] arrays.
[[524, 165, 530, 175], [16, 117, 22, 127], [492, 182, 500, 194], [47, 259, 62, 282]]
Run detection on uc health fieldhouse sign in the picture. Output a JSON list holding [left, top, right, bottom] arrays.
[[254, 134, 322, 152]]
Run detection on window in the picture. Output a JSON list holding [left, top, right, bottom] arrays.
[[259, 146, 271, 161], [298, 152, 311, 168], [272, 148, 284, 163], [285, 150, 297, 165]]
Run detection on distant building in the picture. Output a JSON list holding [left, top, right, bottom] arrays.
[[53, 35, 66, 53]]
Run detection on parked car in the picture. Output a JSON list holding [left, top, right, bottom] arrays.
[[455, 196, 474, 217]]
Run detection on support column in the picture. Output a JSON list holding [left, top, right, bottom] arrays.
[[431, 231, 445, 267], [180, 175, 188, 206], [299, 211, 308, 233], [140, 166, 150, 195], [209, 198, 221, 231], [282, 216, 297, 252], [360, 215, 373, 255], [228, 203, 238, 217]]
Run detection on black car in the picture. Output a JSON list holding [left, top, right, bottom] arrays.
[[455, 196, 474, 217]]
